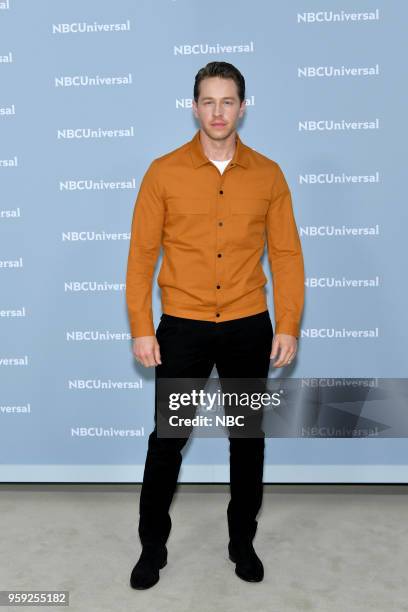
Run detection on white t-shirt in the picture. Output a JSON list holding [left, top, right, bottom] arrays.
[[210, 158, 232, 175]]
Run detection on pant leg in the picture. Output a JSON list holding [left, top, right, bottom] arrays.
[[138, 315, 215, 547], [214, 310, 273, 543]]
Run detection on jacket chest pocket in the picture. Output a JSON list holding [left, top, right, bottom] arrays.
[[166, 197, 210, 215], [229, 199, 269, 247], [230, 199, 269, 216]]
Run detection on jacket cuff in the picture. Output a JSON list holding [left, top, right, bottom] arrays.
[[275, 319, 300, 338], [129, 315, 155, 338]]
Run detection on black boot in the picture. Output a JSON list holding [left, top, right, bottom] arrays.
[[130, 544, 168, 590], [228, 539, 264, 582]]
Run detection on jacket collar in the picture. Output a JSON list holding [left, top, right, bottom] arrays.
[[189, 128, 249, 169]]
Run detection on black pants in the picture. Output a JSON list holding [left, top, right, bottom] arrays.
[[138, 309, 273, 548]]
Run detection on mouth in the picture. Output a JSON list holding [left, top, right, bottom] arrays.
[[211, 123, 226, 127]]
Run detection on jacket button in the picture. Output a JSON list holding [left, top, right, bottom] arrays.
[[217, 253, 222, 258], [218, 221, 223, 226], [216, 285, 220, 289], [216, 313, 220, 317], [219, 190, 223, 194]]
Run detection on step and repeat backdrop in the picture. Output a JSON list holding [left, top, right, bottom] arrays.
[[1, 0, 407, 482]]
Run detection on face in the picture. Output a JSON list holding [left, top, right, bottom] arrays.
[[192, 76, 246, 141]]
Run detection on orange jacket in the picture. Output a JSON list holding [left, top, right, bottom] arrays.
[[126, 129, 305, 338]]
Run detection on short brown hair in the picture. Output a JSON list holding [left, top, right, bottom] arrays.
[[193, 61, 246, 103]]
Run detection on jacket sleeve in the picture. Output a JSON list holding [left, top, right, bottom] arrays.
[[125, 159, 165, 338], [265, 163, 305, 338]]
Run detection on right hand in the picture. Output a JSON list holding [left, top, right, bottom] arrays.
[[132, 336, 162, 367]]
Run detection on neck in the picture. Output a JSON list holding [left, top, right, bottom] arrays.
[[199, 128, 236, 161]]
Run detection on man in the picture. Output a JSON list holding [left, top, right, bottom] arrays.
[[126, 61, 305, 589]]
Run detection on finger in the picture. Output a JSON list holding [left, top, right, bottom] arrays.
[[149, 349, 160, 367], [145, 352, 157, 367], [153, 344, 162, 365], [137, 354, 150, 368], [270, 339, 280, 359], [273, 347, 291, 367]]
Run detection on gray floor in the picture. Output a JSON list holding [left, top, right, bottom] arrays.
[[1, 484, 407, 612]]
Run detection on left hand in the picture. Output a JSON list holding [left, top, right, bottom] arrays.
[[270, 333, 297, 368]]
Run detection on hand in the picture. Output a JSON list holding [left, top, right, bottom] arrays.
[[270, 333, 297, 368], [132, 335, 162, 367]]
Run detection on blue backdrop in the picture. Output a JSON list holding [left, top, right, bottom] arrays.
[[1, 0, 407, 482]]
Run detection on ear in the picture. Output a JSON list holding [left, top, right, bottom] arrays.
[[192, 99, 198, 118]]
